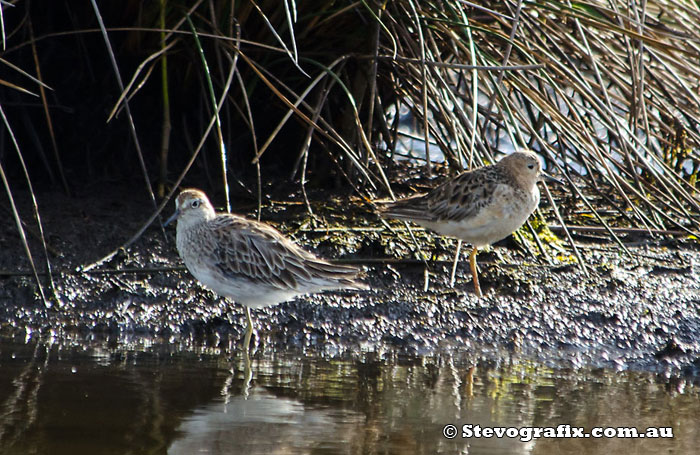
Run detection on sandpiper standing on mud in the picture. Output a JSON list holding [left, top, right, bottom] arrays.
[[166, 188, 366, 350], [380, 150, 560, 297]]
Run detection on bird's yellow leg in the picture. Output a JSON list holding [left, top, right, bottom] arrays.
[[239, 306, 253, 397], [243, 306, 253, 353], [450, 240, 463, 288], [469, 247, 482, 297]]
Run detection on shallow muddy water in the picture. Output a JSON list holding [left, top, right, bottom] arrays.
[[0, 335, 697, 455]]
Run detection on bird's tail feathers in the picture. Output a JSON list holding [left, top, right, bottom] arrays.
[[378, 196, 434, 222]]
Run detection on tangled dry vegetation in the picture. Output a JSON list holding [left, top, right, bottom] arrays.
[[1, 0, 700, 304]]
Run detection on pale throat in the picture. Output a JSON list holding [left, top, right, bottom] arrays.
[[177, 207, 215, 231]]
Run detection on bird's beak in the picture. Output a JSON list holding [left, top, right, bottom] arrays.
[[541, 172, 564, 185], [164, 209, 180, 227]]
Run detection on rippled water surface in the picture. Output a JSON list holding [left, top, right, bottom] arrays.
[[0, 336, 697, 455]]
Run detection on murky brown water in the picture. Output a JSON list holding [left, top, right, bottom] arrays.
[[0, 335, 697, 455]]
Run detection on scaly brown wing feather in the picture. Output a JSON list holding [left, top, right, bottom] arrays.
[[381, 165, 508, 222], [202, 215, 362, 291]]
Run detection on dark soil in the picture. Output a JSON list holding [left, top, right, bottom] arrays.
[[1, 182, 699, 378]]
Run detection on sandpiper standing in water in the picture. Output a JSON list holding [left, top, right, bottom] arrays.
[[166, 188, 365, 350], [380, 150, 560, 297]]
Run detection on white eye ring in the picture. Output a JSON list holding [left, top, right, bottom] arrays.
[[191, 200, 201, 208]]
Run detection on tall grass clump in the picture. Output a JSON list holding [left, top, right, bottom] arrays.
[[2, 0, 700, 289]]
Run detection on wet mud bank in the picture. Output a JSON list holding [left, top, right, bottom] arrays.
[[1, 186, 699, 377]]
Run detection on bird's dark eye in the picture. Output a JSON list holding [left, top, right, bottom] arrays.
[[191, 200, 200, 208], [528, 163, 535, 170]]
